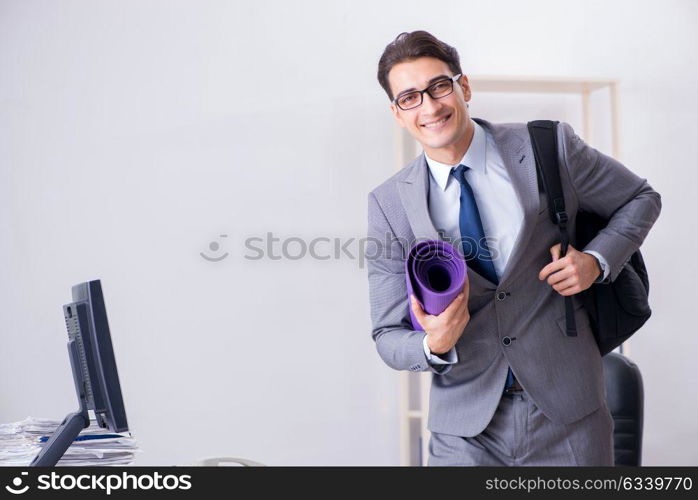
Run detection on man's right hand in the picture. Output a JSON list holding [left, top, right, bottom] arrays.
[[410, 278, 470, 355]]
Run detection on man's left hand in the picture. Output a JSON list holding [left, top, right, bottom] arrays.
[[538, 243, 601, 296]]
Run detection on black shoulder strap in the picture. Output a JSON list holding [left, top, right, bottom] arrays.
[[527, 120, 577, 337]]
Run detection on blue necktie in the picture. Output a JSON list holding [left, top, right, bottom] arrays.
[[453, 165, 498, 284], [453, 165, 515, 390]]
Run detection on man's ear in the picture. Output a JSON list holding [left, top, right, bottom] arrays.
[[460, 75, 472, 102], [390, 103, 406, 128]]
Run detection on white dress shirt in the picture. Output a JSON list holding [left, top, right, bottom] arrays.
[[422, 120, 608, 365]]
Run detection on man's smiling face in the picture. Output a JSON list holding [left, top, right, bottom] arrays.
[[388, 56, 472, 163]]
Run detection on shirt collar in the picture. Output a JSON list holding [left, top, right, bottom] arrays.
[[425, 119, 488, 191]]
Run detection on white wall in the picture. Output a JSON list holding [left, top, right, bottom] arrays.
[[1, 0, 695, 465]]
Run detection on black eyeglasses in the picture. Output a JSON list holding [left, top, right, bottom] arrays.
[[392, 74, 462, 110]]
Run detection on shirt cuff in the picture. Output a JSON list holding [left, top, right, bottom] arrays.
[[422, 334, 458, 365], [583, 250, 610, 283]]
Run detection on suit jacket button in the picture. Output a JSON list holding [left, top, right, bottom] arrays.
[[502, 336, 512, 346], [496, 291, 507, 301]]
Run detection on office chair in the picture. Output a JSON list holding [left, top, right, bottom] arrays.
[[603, 352, 644, 466]]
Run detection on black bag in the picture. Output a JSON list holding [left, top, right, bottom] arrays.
[[527, 120, 651, 355]]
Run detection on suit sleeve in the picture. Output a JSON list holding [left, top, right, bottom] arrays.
[[366, 191, 453, 375], [558, 122, 662, 282]]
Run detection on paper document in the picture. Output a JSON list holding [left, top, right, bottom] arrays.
[[0, 416, 140, 466]]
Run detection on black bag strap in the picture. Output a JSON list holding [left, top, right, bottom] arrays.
[[527, 120, 577, 337]]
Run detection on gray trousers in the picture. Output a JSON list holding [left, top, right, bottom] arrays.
[[428, 389, 614, 466]]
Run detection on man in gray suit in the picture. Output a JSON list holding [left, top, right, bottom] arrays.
[[366, 31, 661, 466]]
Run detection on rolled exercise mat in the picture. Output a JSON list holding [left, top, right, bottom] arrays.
[[405, 240, 467, 331]]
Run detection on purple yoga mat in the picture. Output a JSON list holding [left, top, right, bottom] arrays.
[[405, 240, 467, 331]]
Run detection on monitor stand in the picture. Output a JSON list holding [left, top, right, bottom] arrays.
[[30, 339, 90, 466]]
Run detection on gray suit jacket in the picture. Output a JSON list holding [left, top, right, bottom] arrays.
[[366, 118, 661, 437]]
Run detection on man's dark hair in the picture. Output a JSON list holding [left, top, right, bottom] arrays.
[[377, 31, 462, 101]]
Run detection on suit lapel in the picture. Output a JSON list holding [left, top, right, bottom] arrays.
[[476, 118, 540, 286], [397, 154, 439, 242]]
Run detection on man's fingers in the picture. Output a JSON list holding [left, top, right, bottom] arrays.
[[410, 295, 428, 326], [550, 243, 561, 261], [547, 266, 574, 286], [460, 278, 470, 320], [557, 283, 580, 296], [462, 277, 470, 301], [539, 256, 567, 281], [442, 290, 465, 317], [553, 276, 579, 293]]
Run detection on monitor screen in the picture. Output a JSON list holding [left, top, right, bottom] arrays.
[[70, 280, 128, 432]]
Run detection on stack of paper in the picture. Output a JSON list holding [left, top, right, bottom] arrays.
[[0, 416, 140, 466]]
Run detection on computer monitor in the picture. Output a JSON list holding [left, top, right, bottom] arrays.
[[30, 280, 128, 466]]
